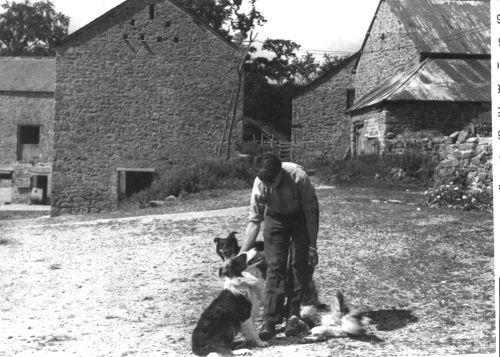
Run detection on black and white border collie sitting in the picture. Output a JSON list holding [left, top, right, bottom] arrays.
[[192, 248, 268, 357]]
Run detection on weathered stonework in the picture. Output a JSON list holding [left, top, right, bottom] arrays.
[[351, 102, 491, 155], [0, 90, 54, 203], [291, 55, 358, 163], [354, 1, 419, 98], [52, 0, 243, 215]]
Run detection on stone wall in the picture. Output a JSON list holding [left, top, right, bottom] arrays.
[[291, 57, 357, 163], [350, 102, 491, 155], [385, 102, 491, 137], [0, 91, 54, 203], [435, 136, 492, 194], [354, 0, 419, 98], [52, 0, 243, 215], [350, 107, 387, 154]]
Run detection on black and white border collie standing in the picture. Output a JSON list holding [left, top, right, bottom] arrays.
[[192, 248, 268, 357]]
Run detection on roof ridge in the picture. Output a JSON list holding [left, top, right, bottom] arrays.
[[59, 0, 241, 53]]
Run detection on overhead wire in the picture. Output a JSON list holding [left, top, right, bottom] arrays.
[[243, 24, 490, 58]]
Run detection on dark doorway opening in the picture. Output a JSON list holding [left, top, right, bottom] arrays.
[[30, 175, 48, 204], [125, 171, 154, 196], [118, 169, 155, 199]]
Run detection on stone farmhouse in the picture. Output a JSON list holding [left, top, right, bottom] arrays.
[[291, 0, 490, 162], [348, 0, 490, 156], [0, 57, 55, 204], [52, 0, 244, 215], [291, 53, 359, 162]]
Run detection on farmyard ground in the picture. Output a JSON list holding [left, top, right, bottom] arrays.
[[0, 185, 495, 356]]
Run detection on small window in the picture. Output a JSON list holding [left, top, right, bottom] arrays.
[[139, 33, 145, 41], [173, 36, 179, 43], [130, 19, 135, 26], [346, 89, 355, 110], [19, 125, 40, 144], [165, 21, 171, 27], [123, 34, 129, 40], [157, 36, 163, 42], [149, 4, 155, 19]]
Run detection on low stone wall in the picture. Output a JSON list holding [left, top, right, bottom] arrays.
[[435, 136, 492, 191], [384, 135, 448, 159]]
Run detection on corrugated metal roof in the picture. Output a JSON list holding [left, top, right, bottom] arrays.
[[348, 58, 490, 112], [389, 0, 490, 54], [0, 57, 55, 92]]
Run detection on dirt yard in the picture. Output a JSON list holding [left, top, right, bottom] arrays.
[[0, 185, 495, 357]]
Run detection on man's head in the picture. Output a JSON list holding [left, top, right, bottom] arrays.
[[255, 152, 282, 185]]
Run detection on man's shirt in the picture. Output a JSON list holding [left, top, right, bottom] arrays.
[[249, 162, 318, 222]]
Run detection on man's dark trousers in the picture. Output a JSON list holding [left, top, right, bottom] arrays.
[[262, 211, 314, 324]]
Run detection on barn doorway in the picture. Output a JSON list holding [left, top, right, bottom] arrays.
[[0, 171, 13, 203], [117, 168, 155, 200], [30, 175, 49, 204]]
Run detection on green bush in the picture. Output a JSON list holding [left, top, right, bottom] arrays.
[[123, 158, 254, 208]]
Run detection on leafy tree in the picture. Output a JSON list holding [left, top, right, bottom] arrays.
[[247, 38, 323, 85], [0, 0, 69, 56], [317, 53, 349, 76], [291, 52, 319, 84], [177, 0, 265, 43]]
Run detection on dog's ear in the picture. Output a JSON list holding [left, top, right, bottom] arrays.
[[227, 232, 238, 241], [214, 237, 221, 244]]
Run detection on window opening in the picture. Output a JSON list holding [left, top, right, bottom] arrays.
[[149, 4, 155, 19], [117, 169, 155, 199], [17, 125, 41, 161], [346, 89, 355, 110], [19, 125, 40, 144], [173, 36, 179, 43]]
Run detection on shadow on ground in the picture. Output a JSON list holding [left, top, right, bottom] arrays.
[[364, 309, 418, 331]]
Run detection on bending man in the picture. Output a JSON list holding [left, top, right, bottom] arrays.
[[240, 152, 319, 340]]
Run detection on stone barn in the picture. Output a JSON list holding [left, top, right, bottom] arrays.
[[0, 57, 55, 204], [348, 0, 490, 155], [52, 0, 244, 215], [291, 53, 359, 162]]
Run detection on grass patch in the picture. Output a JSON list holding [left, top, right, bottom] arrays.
[[121, 158, 255, 208], [307, 151, 437, 188]]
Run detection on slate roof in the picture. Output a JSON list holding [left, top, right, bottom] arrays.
[[0, 57, 55, 92], [348, 58, 490, 112]]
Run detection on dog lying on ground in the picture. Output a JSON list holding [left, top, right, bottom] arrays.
[[214, 231, 321, 306], [192, 248, 268, 356], [300, 291, 369, 342]]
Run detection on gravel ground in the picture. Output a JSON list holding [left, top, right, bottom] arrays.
[[0, 185, 495, 357]]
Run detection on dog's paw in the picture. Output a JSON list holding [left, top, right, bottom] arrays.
[[255, 340, 269, 348], [233, 348, 252, 356]]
